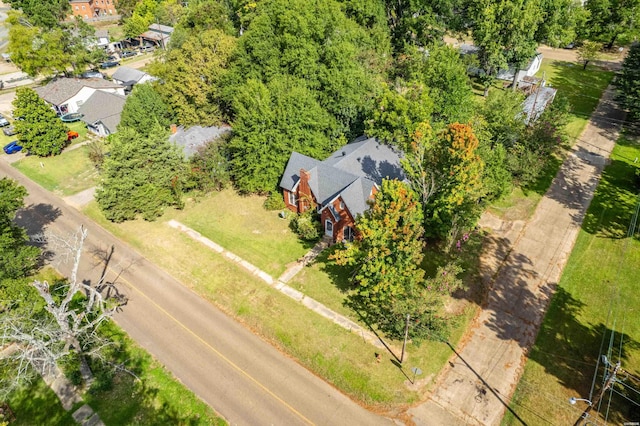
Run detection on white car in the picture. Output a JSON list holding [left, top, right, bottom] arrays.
[[0, 115, 9, 127]]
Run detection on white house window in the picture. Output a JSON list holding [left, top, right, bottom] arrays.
[[288, 191, 297, 206], [76, 100, 84, 108], [339, 200, 344, 210], [82, 5, 85, 9], [75, 5, 79, 10]]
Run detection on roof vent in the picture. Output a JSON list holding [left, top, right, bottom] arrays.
[[342, 151, 346, 156]]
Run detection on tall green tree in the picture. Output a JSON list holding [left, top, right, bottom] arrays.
[[123, 0, 161, 38], [331, 179, 425, 311], [615, 43, 640, 121], [331, 179, 461, 341], [13, 88, 69, 157], [402, 122, 485, 240], [469, 0, 542, 94], [366, 83, 434, 148], [149, 29, 236, 127], [535, 0, 587, 48], [228, 77, 337, 193], [0, 179, 40, 282], [584, 0, 640, 48], [96, 125, 186, 222], [7, 12, 71, 77], [6, 0, 69, 27], [119, 83, 174, 136], [396, 43, 476, 124], [226, 0, 382, 138]]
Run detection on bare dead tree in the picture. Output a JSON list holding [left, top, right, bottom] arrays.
[[1, 225, 128, 392], [0, 315, 65, 400]]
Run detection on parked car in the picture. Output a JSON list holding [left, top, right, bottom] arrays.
[[3, 126, 16, 136], [81, 70, 105, 79], [3, 140, 22, 154], [120, 50, 137, 58], [67, 130, 79, 141], [139, 45, 156, 53], [99, 60, 120, 69], [0, 115, 9, 127]]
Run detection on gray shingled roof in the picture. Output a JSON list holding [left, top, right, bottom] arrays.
[[169, 125, 231, 158], [324, 137, 405, 184], [112, 67, 147, 85], [35, 78, 123, 106], [78, 91, 126, 134], [279, 152, 322, 191], [307, 163, 360, 206], [280, 137, 405, 216], [339, 178, 376, 218]]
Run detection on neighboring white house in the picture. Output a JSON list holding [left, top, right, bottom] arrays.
[[459, 43, 543, 83], [111, 67, 156, 92], [35, 78, 125, 115], [78, 90, 127, 137]]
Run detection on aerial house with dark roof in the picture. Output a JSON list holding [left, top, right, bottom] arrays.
[[279, 136, 405, 243]]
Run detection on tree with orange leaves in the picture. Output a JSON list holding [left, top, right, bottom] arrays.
[[402, 121, 484, 241]]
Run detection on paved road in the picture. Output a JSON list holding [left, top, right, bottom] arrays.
[[0, 159, 392, 426], [407, 86, 623, 424]]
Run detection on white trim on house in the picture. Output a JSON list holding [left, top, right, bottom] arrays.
[[325, 220, 333, 237]]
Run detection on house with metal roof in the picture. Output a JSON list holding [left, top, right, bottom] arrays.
[[77, 90, 126, 137], [280, 136, 405, 243], [111, 67, 156, 92], [35, 77, 124, 115], [140, 24, 174, 49], [169, 125, 231, 158]]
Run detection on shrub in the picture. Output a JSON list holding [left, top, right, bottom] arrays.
[[59, 352, 83, 386], [290, 211, 322, 241], [263, 192, 285, 211]]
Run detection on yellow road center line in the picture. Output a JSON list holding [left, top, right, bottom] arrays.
[[100, 259, 315, 426]]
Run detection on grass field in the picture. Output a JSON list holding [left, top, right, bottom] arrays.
[[13, 145, 98, 196], [82, 199, 478, 407], [503, 136, 640, 425], [174, 190, 311, 277]]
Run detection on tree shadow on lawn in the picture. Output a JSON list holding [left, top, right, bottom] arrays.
[[318, 246, 353, 294], [545, 61, 613, 117], [581, 156, 640, 238], [527, 286, 640, 424], [14, 202, 62, 265]]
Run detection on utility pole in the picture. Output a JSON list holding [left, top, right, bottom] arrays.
[[401, 314, 410, 363], [573, 361, 621, 426]]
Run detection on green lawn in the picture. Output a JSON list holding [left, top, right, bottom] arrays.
[[82, 200, 478, 407], [174, 190, 312, 277], [13, 145, 98, 196], [503, 136, 640, 425], [487, 60, 614, 221]]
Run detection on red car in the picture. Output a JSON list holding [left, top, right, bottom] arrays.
[[67, 130, 79, 141]]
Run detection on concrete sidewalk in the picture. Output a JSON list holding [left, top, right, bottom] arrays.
[[408, 86, 623, 425]]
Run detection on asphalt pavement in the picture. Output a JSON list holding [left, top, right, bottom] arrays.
[[0, 158, 392, 425]]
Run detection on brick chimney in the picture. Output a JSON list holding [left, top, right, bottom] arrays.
[[170, 123, 177, 134], [298, 168, 312, 212]]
